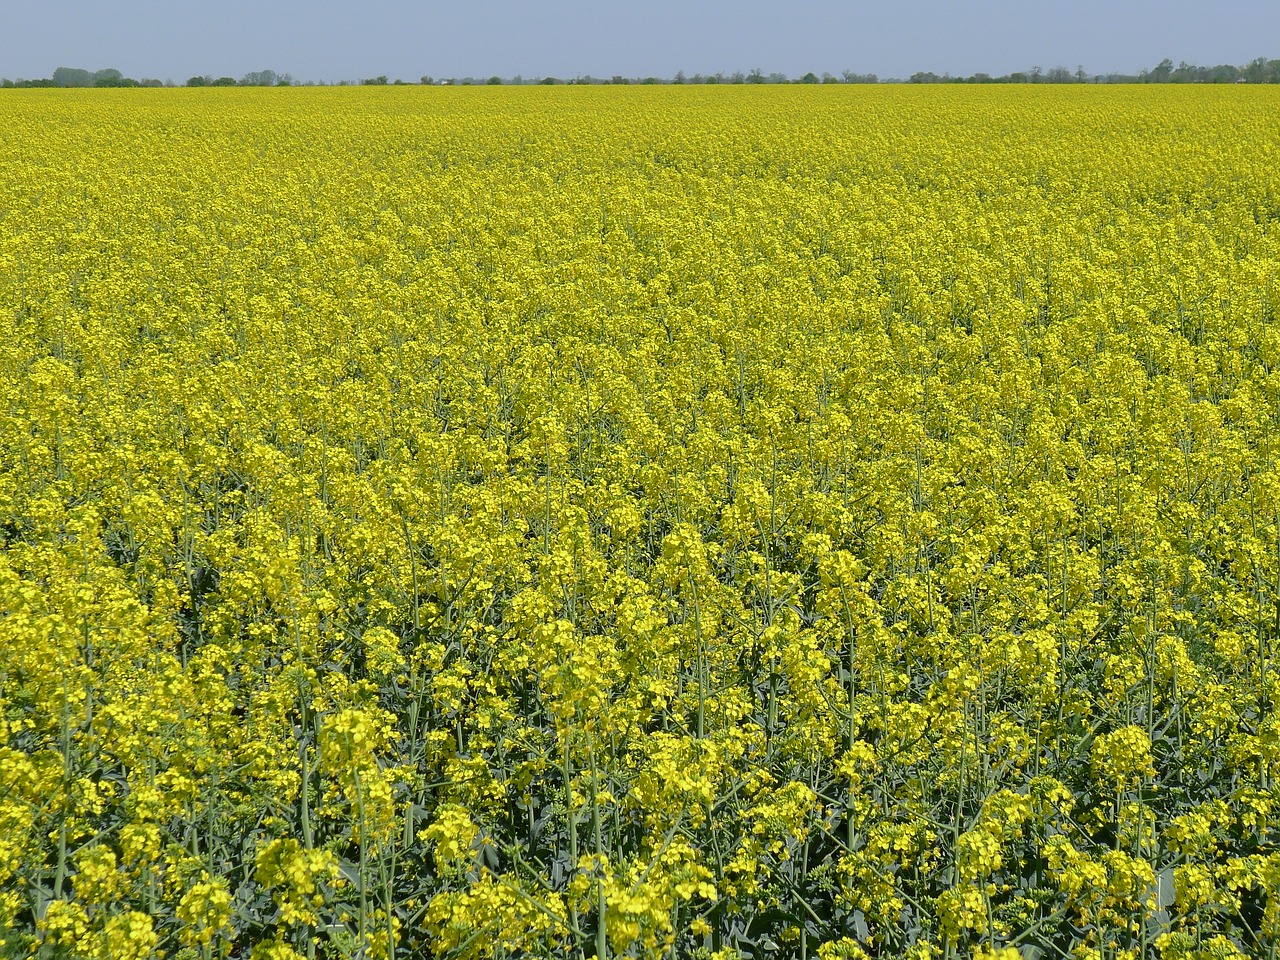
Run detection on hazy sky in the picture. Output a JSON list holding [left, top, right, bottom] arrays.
[[3, 0, 1279, 82]]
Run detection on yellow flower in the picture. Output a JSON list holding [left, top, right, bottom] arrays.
[[425, 803, 479, 867], [101, 911, 158, 960], [1090, 726, 1156, 788], [176, 875, 234, 947], [255, 838, 341, 926]]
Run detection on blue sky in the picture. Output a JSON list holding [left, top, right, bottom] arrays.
[[3, 0, 1279, 82]]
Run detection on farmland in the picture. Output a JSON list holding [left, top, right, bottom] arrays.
[[2, 85, 1280, 959]]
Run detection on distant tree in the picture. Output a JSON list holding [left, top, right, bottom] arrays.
[[241, 70, 279, 87], [212, 77, 237, 86], [800, 71, 819, 83], [487, 76, 503, 85], [361, 75, 388, 85], [186, 75, 209, 87], [94, 69, 139, 87], [53, 67, 92, 87], [821, 72, 839, 83], [745, 68, 764, 84], [909, 71, 940, 83], [1149, 58, 1174, 82], [1029, 65, 1043, 82], [673, 70, 686, 84], [1076, 65, 1087, 82], [611, 75, 629, 84], [420, 75, 434, 85], [539, 76, 558, 84], [1046, 66, 1072, 83], [730, 71, 745, 83], [642, 77, 660, 84]]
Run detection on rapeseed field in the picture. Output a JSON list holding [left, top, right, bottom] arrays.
[[2, 85, 1279, 960]]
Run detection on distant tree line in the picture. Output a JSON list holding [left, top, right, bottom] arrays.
[[187, 70, 294, 87], [6, 57, 1280, 89], [906, 57, 1280, 84], [0, 67, 295, 88], [1, 67, 165, 88], [453, 70, 868, 85], [422, 59, 1280, 85]]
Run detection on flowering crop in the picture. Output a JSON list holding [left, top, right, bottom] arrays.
[[2, 85, 1280, 959]]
